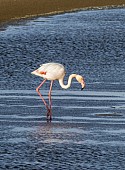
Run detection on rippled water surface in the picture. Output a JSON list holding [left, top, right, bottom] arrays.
[[0, 8, 125, 170]]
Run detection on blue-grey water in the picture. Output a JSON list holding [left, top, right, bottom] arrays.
[[0, 8, 125, 170]]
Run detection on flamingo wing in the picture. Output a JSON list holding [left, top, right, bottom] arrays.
[[32, 63, 66, 80]]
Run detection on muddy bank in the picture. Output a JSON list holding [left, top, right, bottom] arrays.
[[0, 0, 125, 24]]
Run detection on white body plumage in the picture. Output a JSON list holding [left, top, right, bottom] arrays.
[[32, 62, 65, 80]]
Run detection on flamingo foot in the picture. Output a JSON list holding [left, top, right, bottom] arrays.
[[47, 115, 52, 122], [46, 108, 52, 121]]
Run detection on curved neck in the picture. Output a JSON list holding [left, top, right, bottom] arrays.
[[59, 74, 77, 89]]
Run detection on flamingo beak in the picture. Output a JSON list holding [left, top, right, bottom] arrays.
[[81, 80, 85, 90]]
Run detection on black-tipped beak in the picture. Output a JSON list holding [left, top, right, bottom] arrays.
[[81, 80, 85, 90]]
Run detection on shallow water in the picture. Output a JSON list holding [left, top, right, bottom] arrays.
[[0, 8, 125, 169], [0, 90, 125, 169], [0, 8, 125, 90]]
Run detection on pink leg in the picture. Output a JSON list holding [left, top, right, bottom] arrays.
[[36, 79, 50, 118], [48, 80, 54, 120]]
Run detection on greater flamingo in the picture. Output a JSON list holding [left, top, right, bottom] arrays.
[[31, 62, 85, 120]]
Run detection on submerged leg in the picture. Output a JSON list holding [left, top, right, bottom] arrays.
[[48, 80, 54, 120], [36, 79, 50, 118]]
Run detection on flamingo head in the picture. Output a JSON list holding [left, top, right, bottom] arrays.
[[76, 75, 85, 90]]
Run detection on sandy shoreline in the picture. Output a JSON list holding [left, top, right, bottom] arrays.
[[0, 0, 125, 24]]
